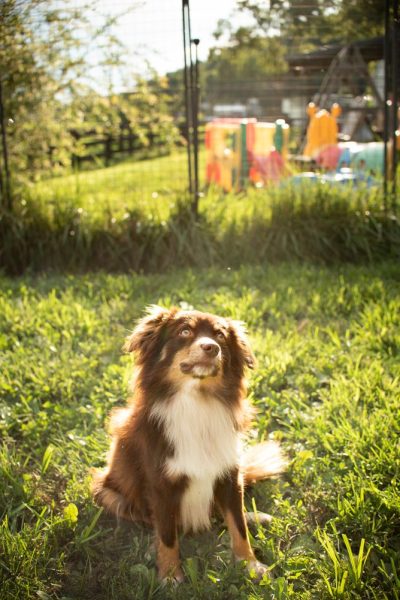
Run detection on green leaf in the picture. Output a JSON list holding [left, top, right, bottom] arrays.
[[41, 444, 55, 474]]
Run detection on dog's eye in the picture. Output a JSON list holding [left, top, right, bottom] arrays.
[[216, 331, 225, 342], [179, 327, 192, 337]]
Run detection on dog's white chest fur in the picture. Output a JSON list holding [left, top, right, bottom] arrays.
[[150, 381, 240, 531]]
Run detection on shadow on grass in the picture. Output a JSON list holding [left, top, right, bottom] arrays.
[[62, 509, 254, 600]]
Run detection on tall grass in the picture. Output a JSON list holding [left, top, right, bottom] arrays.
[[1, 176, 399, 274]]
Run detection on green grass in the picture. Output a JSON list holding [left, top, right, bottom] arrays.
[[1, 261, 399, 599], [1, 149, 399, 274], [19, 148, 385, 224], [30, 151, 190, 223]]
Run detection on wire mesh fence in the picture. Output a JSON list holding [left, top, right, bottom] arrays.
[[0, 0, 191, 213], [0, 0, 398, 214], [198, 1, 398, 202]]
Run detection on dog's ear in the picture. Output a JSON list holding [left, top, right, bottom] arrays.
[[228, 319, 256, 370], [124, 305, 176, 363]]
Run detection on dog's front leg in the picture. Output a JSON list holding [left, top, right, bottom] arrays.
[[214, 469, 270, 580], [151, 479, 186, 584]]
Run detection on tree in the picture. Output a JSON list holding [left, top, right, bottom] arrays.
[[0, 0, 120, 203], [207, 26, 287, 80], [0, 0, 180, 209], [237, 0, 384, 49], [332, 0, 385, 41], [202, 20, 288, 108]]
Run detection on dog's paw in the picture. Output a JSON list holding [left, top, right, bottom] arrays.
[[246, 559, 272, 581]]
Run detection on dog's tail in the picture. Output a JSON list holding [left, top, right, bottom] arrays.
[[91, 469, 131, 520], [242, 440, 287, 486]]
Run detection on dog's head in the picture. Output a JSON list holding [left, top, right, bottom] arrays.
[[124, 306, 255, 383]]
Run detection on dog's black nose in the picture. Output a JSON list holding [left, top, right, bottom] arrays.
[[200, 342, 219, 357]]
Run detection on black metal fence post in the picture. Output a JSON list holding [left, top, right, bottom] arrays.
[[182, 0, 193, 197], [384, 0, 390, 208], [182, 0, 200, 216], [385, 0, 399, 212], [392, 0, 399, 209], [0, 79, 12, 211], [191, 38, 200, 213]]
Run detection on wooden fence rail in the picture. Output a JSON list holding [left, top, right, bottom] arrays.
[[47, 124, 205, 170], [70, 130, 162, 168]]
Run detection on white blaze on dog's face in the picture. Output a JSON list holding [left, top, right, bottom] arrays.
[[167, 316, 226, 380]]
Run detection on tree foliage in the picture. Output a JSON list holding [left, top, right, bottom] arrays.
[[1, 0, 100, 183], [205, 27, 287, 93], [0, 0, 179, 205], [237, 0, 384, 48], [200, 0, 384, 108]]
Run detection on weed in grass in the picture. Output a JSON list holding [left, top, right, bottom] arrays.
[[316, 526, 371, 597]]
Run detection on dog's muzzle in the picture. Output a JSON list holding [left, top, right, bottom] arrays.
[[179, 337, 221, 378]]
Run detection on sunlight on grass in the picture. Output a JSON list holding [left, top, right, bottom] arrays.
[[32, 151, 191, 221], [1, 262, 399, 599]]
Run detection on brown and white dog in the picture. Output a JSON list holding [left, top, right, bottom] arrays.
[[91, 306, 285, 583]]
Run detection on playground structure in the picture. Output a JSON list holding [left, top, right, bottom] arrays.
[[302, 101, 385, 174], [205, 118, 290, 192], [205, 107, 387, 192], [289, 37, 398, 186], [204, 34, 398, 193], [303, 102, 342, 164]]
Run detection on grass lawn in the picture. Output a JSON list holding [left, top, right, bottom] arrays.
[[30, 151, 191, 223], [27, 149, 270, 226], [28, 148, 384, 224], [1, 261, 399, 599]]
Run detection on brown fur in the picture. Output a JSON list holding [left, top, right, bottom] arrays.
[[91, 306, 285, 582]]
